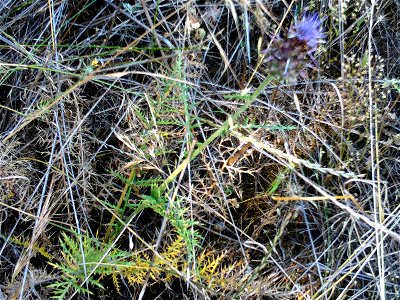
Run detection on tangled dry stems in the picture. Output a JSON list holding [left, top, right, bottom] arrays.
[[0, 1, 399, 299]]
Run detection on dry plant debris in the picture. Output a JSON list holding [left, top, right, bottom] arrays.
[[0, 1, 399, 299]]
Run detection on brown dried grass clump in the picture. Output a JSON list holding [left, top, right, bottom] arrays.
[[0, 1, 399, 299]]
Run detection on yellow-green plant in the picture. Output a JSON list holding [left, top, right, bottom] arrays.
[[48, 232, 187, 298], [8, 235, 53, 260]]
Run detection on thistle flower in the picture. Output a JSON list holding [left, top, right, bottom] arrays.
[[288, 13, 325, 50], [262, 12, 325, 79]]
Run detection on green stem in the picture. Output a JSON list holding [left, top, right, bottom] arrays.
[[159, 74, 275, 192], [104, 167, 136, 242]]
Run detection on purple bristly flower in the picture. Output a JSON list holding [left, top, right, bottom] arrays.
[[289, 13, 325, 50], [261, 12, 325, 80]]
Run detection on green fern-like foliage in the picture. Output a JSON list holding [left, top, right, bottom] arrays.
[[134, 188, 202, 260], [49, 229, 247, 298], [48, 232, 188, 298], [48, 233, 109, 298]]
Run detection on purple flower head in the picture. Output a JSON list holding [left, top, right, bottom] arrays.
[[289, 13, 325, 49], [261, 12, 325, 80]]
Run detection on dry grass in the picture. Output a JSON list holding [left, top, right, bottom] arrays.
[[0, 1, 399, 299]]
